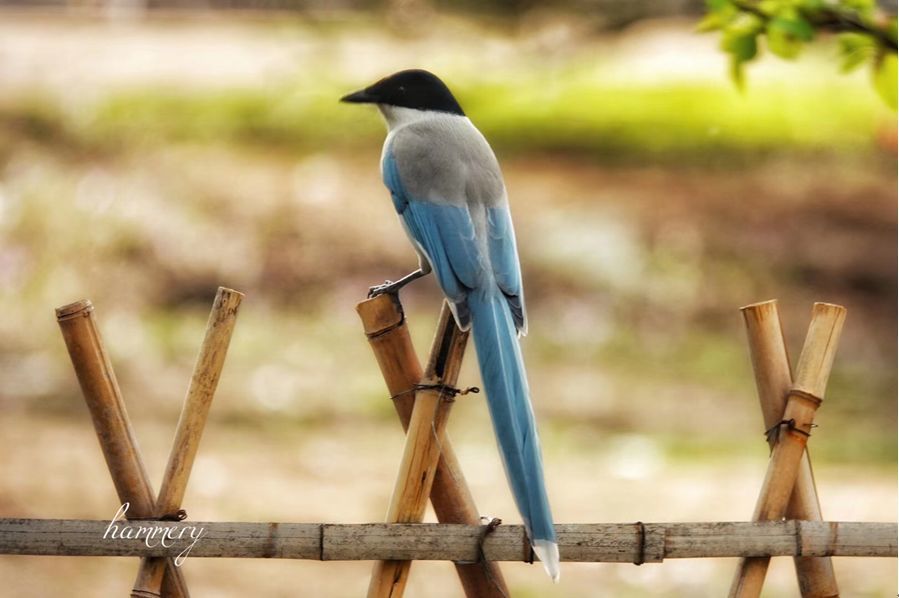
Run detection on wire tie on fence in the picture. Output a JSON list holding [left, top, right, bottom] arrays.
[[390, 384, 480, 403], [765, 419, 817, 453], [415, 383, 480, 402], [476, 517, 502, 564], [160, 509, 188, 522], [634, 521, 646, 566]]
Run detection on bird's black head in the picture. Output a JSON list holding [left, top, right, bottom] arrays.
[[340, 69, 465, 116]]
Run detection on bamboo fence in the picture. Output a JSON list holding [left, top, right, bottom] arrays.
[[730, 300, 839, 597], [357, 294, 509, 597], [3, 520, 894, 561], [0, 289, 894, 598]]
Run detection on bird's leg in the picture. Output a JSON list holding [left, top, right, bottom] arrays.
[[368, 268, 427, 298]]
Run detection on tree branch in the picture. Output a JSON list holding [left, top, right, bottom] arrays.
[[732, 0, 898, 52]]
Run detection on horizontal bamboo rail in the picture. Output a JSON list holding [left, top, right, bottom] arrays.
[[1, 520, 894, 561]]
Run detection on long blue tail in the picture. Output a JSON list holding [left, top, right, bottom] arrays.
[[467, 289, 559, 581]]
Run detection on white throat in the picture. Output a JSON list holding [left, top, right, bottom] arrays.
[[378, 105, 462, 131]]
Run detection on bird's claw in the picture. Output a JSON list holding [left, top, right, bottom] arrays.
[[367, 280, 397, 298]]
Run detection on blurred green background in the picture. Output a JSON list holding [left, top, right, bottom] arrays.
[[0, 2, 895, 596]]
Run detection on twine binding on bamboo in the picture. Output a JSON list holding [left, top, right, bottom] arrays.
[[476, 517, 502, 563], [162, 510, 188, 522], [389, 384, 480, 403], [474, 517, 511, 598], [764, 419, 818, 454]]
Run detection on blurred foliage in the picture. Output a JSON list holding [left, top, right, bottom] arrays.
[[2, 67, 892, 166], [700, 0, 898, 108]]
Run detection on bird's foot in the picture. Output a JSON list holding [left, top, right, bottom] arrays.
[[367, 269, 426, 298], [367, 280, 400, 298]]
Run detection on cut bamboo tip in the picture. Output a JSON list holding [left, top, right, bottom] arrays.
[[214, 287, 245, 311], [357, 293, 405, 337], [793, 303, 847, 398], [739, 299, 778, 312], [55, 300, 93, 320], [216, 286, 244, 298]]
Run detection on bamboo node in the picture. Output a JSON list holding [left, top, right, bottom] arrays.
[[634, 521, 646, 566], [790, 388, 824, 407]]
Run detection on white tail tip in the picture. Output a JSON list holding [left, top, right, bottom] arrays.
[[532, 540, 561, 583]]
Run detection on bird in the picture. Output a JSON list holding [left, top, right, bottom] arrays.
[[341, 69, 559, 582]]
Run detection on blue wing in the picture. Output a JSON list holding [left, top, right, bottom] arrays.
[[487, 206, 527, 333], [382, 148, 526, 333], [383, 150, 483, 328]]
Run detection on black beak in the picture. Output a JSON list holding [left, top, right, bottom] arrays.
[[340, 88, 377, 104]]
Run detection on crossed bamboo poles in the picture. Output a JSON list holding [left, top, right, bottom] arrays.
[[357, 294, 509, 597], [56, 287, 243, 598], [55, 288, 848, 597], [729, 301, 845, 597]]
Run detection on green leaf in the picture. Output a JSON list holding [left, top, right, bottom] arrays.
[[757, 0, 781, 15], [721, 14, 762, 62], [697, 12, 725, 32], [730, 55, 748, 90], [729, 12, 765, 35], [838, 32, 876, 73], [722, 30, 759, 61], [799, 0, 826, 10], [773, 14, 814, 41], [767, 18, 806, 59], [840, 0, 875, 14], [873, 52, 897, 110]]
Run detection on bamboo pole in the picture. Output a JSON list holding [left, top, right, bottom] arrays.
[[56, 300, 190, 598], [366, 300, 471, 598], [729, 302, 846, 598], [3, 519, 895, 561], [356, 293, 509, 597], [735, 300, 838, 597], [131, 288, 244, 598]]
